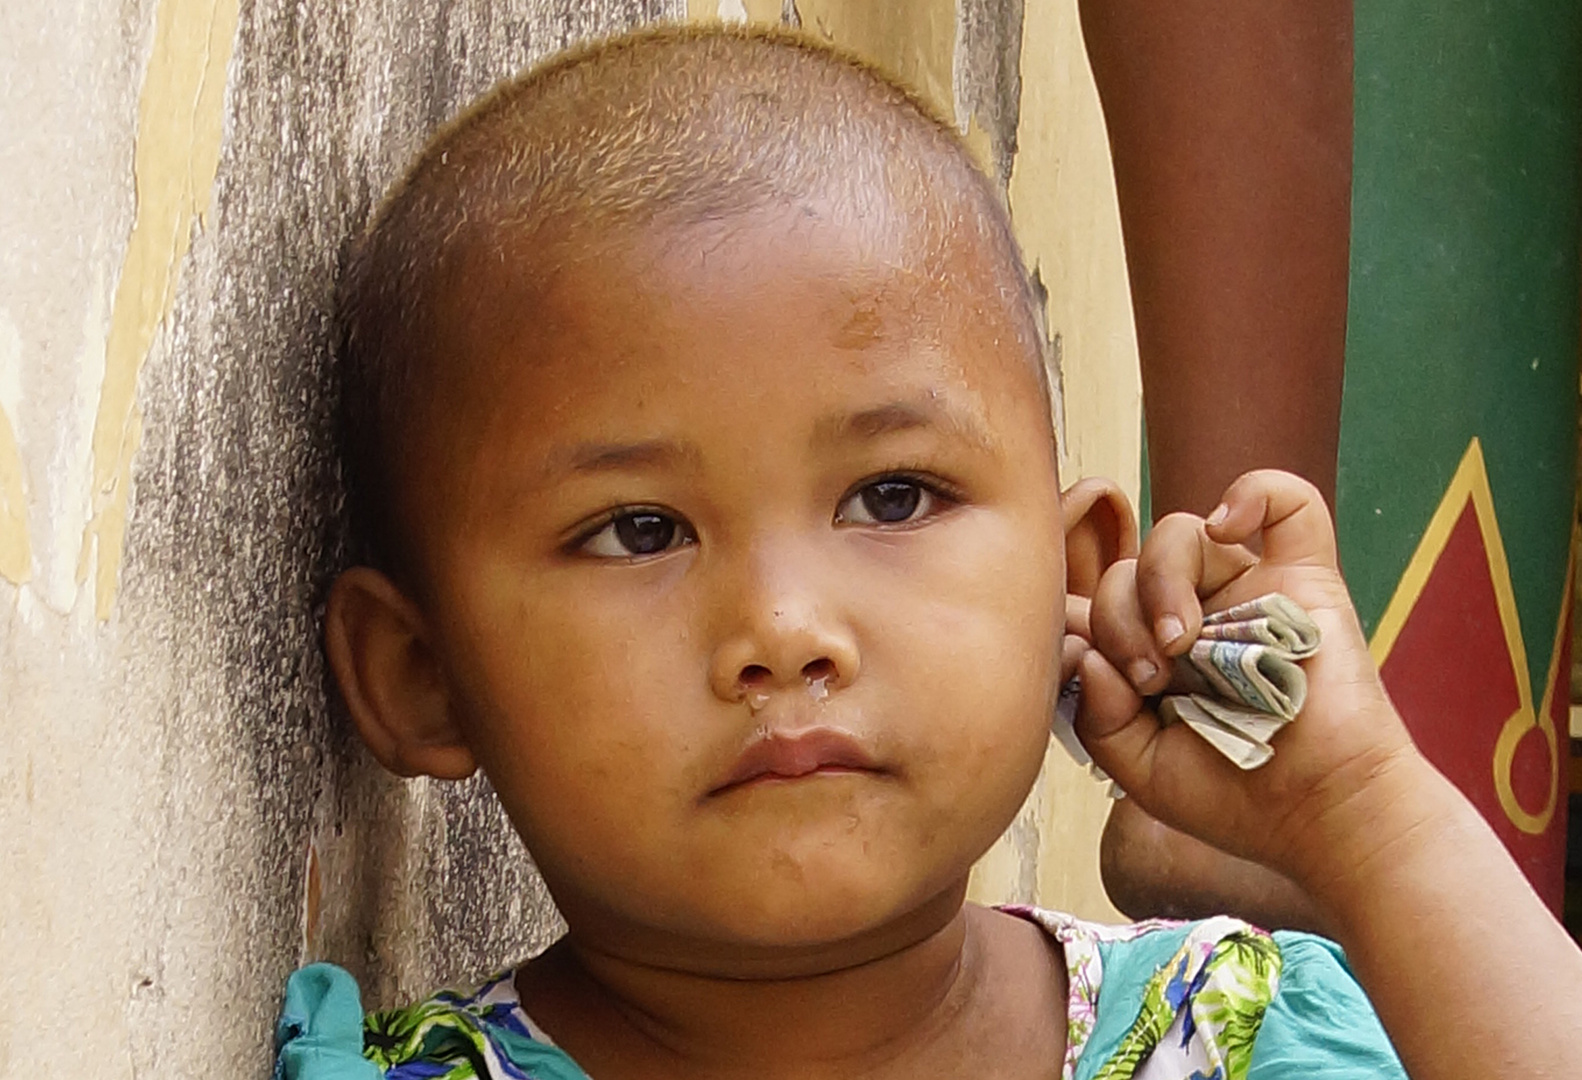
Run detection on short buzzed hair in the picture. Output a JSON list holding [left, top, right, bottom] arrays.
[[338, 24, 1044, 576]]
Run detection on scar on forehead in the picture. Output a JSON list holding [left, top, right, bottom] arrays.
[[830, 274, 921, 351], [833, 303, 885, 351]]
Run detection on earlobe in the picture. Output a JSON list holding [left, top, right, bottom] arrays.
[[1062, 476, 1138, 598], [323, 567, 477, 781]]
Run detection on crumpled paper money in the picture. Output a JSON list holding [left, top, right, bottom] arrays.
[[1052, 593, 1322, 789], [1158, 593, 1321, 770]]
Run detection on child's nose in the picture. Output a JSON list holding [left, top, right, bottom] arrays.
[[707, 598, 860, 705], [736, 655, 839, 695]]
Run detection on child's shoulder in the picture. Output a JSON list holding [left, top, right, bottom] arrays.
[[275, 912, 1403, 1080]]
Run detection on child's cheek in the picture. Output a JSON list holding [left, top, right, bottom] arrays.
[[864, 503, 1064, 783]]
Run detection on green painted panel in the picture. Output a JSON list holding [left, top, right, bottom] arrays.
[[1138, 412, 1152, 533], [1340, 0, 1581, 691]]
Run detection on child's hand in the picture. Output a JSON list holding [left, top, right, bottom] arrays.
[[1075, 470, 1424, 885]]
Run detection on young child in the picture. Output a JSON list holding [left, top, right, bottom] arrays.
[[277, 25, 1582, 1080]]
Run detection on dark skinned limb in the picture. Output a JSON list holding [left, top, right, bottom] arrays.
[[1078, 0, 1353, 928], [1079, 0, 1351, 519], [1099, 797, 1330, 935]]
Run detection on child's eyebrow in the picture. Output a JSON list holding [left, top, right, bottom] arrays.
[[549, 439, 704, 477], [814, 398, 997, 453], [534, 398, 995, 485]]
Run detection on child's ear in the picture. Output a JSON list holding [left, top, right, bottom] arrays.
[[1062, 476, 1139, 598], [323, 567, 477, 781]]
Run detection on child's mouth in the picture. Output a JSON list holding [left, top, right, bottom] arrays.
[[710, 728, 882, 795]]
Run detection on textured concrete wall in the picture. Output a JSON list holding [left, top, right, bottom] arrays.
[[2, 0, 1137, 1074], [1, 1, 673, 1075]]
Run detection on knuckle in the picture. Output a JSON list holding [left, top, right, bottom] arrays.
[[1134, 559, 1185, 596], [1096, 557, 1138, 595], [1246, 468, 1320, 501], [1150, 510, 1204, 539]]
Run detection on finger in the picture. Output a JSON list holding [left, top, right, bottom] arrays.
[[1060, 633, 1087, 685], [1205, 470, 1337, 569], [1137, 514, 1205, 655], [1077, 649, 1251, 827], [1066, 594, 1092, 643], [1135, 513, 1259, 656], [1090, 559, 1171, 695], [1074, 647, 1148, 745], [1075, 649, 1172, 804]]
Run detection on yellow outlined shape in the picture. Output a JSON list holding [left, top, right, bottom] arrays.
[[1495, 542, 1571, 834], [1368, 437, 1566, 834]]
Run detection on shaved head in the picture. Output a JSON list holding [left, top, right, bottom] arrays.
[[338, 24, 1045, 573]]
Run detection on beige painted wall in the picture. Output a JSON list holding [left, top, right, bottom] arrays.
[[2, 0, 1137, 1073]]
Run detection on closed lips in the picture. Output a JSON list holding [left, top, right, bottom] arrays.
[[711, 729, 882, 794]]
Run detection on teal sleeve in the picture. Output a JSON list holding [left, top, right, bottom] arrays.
[[275, 963, 384, 1080], [1247, 932, 1406, 1079]]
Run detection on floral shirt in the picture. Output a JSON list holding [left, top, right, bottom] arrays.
[[275, 909, 1404, 1080]]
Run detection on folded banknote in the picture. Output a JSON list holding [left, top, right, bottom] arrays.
[[1052, 593, 1322, 785], [1158, 593, 1321, 770]]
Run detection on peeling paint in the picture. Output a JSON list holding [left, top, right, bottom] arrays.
[[1008, 0, 1141, 493], [82, 0, 240, 620], [958, 113, 997, 187], [0, 407, 30, 584], [0, 312, 20, 422], [7, 2, 674, 1074], [38, 263, 110, 616], [796, 0, 958, 122], [953, 0, 1023, 189], [686, 0, 782, 22]]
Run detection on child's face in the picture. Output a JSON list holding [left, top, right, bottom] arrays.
[[405, 207, 1067, 962]]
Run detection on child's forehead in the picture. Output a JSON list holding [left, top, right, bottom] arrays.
[[466, 200, 1012, 360], [422, 206, 1049, 472], [433, 219, 1050, 468]]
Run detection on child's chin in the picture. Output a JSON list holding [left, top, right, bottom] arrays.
[[720, 900, 897, 949], [688, 861, 966, 954]]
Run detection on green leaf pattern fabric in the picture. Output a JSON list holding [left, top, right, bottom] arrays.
[[279, 910, 1383, 1080], [1008, 909, 1282, 1080]]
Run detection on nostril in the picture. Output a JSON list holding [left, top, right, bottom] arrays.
[[801, 658, 836, 684], [740, 663, 772, 687]]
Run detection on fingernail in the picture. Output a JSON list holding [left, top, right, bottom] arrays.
[[1127, 658, 1158, 687], [1205, 503, 1229, 527], [1157, 614, 1185, 647]]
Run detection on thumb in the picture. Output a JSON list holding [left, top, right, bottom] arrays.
[[1207, 470, 1337, 569]]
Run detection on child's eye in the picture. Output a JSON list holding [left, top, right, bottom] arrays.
[[835, 477, 947, 526], [577, 510, 696, 558]]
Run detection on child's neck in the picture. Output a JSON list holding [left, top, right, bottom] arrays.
[[518, 890, 1070, 1080]]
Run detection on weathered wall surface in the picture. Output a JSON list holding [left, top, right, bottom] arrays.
[[2, 0, 1137, 1074], [1, 1, 673, 1075]]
